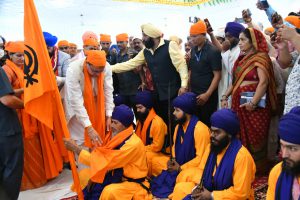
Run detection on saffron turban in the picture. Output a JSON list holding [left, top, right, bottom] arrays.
[[116, 33, 129, 42], [278, 106, 300, 145], [210, 109, 240, 136], [100, 34, 111, 42], [112, 105, 134, 127], [69, 43, 77, 47], [225, 22, 245, 39], [83, 38, 99, 47], [190, 20, 207, 35], [5, 41, 25, 53], [43, 32, 57, 47], [86, 50, 106, 68], [141, 23, 162, 38], [172, 92, 197, 115], [285, 16, 300, 28], [82, 31, 98, 42], [58, 40, 69, 47], [264, 27, 275, 34], [135, 90, 153, 109]]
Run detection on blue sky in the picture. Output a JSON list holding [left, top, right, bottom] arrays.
[[0, 0, 298, 47]]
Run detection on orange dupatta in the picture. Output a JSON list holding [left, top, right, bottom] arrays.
[[135, 108, 156, 145], [4, 60, 38, 138], [90, 125, 134, 183], [83, 61, 106, 147]]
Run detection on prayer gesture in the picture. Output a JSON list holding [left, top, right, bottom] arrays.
[[86, 126, 103, 147], [167, 159, 181, 172], [191, 186, 211, 200]]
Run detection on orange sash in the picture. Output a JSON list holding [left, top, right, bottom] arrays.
[[90, 126, 134, 183], [83, 61, 106, 147], [135, 108, 156, 145], [4, 60, 38, 138]]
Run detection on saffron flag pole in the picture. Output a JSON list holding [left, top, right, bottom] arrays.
[[24, 0, 83, 199]]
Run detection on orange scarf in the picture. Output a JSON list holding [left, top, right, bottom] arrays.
[[83, 61, 106, 147], [90, 126, 134, 183], [5, 60, 38, 138], [135, 108, 156, 145]]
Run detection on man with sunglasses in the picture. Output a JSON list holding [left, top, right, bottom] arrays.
[[64, 50, 114, 160], [43, 32, 70, 91], [58, 40, 70, 54], [171, 109, 256, 200]]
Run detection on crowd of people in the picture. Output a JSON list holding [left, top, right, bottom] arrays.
[[0, 0, 300, 200]]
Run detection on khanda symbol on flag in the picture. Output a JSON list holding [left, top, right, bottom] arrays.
[[24, 45, 39, 87], [24, 0, 84, 199]]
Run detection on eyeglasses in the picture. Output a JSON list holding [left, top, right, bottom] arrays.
[[12, 53, 24, 58], [59, 46, 69, 50], [117, 41, 126, 44], [100, 42, 110, 45], [87, 62, 104, 73]]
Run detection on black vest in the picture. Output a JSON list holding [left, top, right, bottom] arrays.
[[144, 40, 180, 101]]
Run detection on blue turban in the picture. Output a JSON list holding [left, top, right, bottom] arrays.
[[172, 92, 197, 115], [113, 94, 124, 106], [112, 105, 134, 127], [278, 106, 300, 145], [210, 109, 240, 136], [43, 32, 57, 47], [135, 90, 153, 109], [225, 22, 245, 39]]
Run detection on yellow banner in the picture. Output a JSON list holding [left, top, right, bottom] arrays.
[[113, 0, 212, 6]]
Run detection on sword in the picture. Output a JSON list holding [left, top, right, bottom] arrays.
[[168, 81, 173, 160]]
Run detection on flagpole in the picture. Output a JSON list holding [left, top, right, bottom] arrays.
[[24, 0, 83, 198]]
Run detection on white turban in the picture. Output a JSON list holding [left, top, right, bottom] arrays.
[[141, 23, 162, 38]]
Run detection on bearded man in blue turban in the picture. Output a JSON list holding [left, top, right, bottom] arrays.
[[267, 106, 300, 200]]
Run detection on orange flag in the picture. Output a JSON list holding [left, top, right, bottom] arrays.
[[24, 0, 83, 199]]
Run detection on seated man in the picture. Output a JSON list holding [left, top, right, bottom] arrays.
[[171, 109, 256, 200], [64, 105, 149, 200], [150, 92, 210, 198], [135, 90, 167, 176], [267, 106, 300, 200]]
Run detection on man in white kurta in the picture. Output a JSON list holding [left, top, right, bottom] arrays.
[[64, 51, 114, 147]]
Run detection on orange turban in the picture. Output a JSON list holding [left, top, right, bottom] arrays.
[[5, 41, 25, 53], [82, 31, 98, 42], [116, 33, 129, 42], [264, 27, 275, 34], [285, 16, 300, 28], [69, 43, 77, 47], [190, 20, 207, 35], [86, 50, 106, 68], [100, 34, 111, 42], [58, 40, 69, 47], [83, 38, 99, 47]]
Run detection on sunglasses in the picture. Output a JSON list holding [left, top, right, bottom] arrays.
[[101, 42, 110, 45], [59, 46, 69, 50]]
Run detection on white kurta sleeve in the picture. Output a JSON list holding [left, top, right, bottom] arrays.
[[103, 62, 114, 117], [66, 61, 92, 128]]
